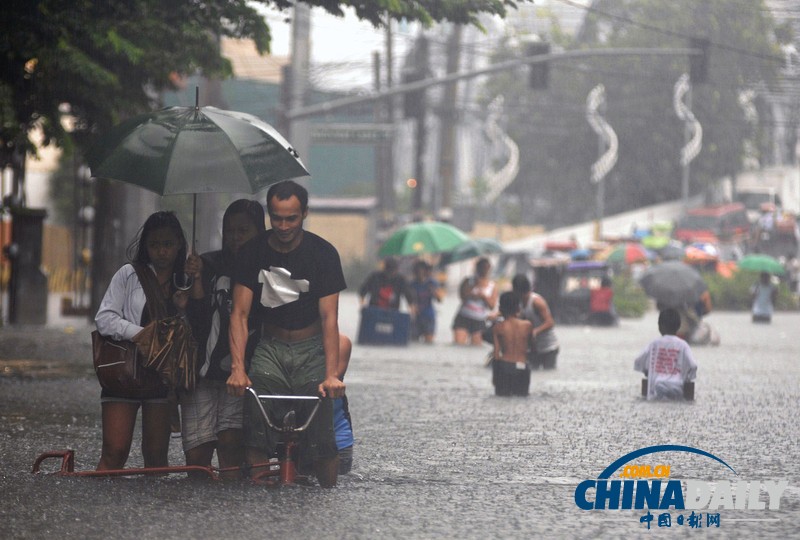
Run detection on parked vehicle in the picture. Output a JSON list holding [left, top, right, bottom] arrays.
[[736, 186, 781, 222], [529, 259, 615, 325], [673, 203, 750, 245], [732, 166, 800, 220]]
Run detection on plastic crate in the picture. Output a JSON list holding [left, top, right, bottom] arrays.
[[357, 307, 410, 346]]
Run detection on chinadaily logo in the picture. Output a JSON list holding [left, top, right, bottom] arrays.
[[574, 445, 789, 530]]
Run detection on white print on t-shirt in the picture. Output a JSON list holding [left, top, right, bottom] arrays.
[[258, 266, 310, 308]]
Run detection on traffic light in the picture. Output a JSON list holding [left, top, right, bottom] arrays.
[[527, 42, 550, 89], [689, 38, 710, 84]]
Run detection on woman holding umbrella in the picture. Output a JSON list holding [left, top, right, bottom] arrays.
[[180, 199, 266, 478]]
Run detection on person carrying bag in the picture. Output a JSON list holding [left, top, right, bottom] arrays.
[[93, 211, 195, 471], [93, 263, 197, 395]]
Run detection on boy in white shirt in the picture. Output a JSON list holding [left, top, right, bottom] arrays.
[[634, 308, 697, 400]]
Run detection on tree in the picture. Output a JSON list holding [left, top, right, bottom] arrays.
[[481, 0, 782, 227], [1, 0, 522, 162], [1, 0, 524, 313]]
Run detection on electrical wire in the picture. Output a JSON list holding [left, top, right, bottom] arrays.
[[554, 0, 785, 63]]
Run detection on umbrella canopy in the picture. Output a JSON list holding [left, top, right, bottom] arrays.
[[638, 261, 708, 308], [737, 254, 786, 275], [442, 237, 504, 265], [379, 222, 469, 257], [87, 105, 309, 195], [87, 102, 309, 248], [603, 242, 652, 264]]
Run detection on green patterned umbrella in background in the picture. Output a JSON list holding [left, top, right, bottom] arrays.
[[378, 221, 470, 257]]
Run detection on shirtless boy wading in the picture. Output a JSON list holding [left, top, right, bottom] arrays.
[[226, 181, 346, 487], [491, 292, 534, 396]]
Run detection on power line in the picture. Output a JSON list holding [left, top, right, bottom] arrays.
[[554, 0, 785, 64]]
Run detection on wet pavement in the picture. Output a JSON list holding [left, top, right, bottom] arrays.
[[1, 291, 799, 539]]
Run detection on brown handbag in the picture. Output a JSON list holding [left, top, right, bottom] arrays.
[[133, 315, 197, 392], [92, 263, 180, 397], [92, 329, 164, 397]]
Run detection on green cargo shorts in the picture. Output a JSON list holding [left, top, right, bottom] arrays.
[[244, 334, 337, 461]]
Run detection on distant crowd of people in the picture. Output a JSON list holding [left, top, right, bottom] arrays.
[[356, 254, 709, 402], [358, 256, 559, 357], [357, 256, 563, 396]]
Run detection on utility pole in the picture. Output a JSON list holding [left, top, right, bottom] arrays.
[[381, 19, 396, 218], [289, 4, 312, 169], [373, 51, 391, 218], [402, 36, 429, 214], [437, 25, 462, 217]]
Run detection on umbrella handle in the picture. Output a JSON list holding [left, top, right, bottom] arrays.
[[174, 272, 194, 292]]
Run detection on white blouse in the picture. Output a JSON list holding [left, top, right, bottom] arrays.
[[94, 263, 153, 341]]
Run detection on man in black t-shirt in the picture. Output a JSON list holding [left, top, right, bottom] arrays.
[[227, 180, 346, 487], [358, 256, 414, 311]]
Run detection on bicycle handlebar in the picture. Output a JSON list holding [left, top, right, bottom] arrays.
[[245, 387, 321, 433]]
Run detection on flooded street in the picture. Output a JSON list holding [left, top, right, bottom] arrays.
[[2, 291, 799, 539]]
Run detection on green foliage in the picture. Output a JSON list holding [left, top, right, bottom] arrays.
[[704, 271, 799, 311], [363, 0, 521, 29], [1, 0, 526, 166], [611, 273, 649, 318]]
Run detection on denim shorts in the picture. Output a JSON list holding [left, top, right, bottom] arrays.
[[244, 335, 337, 461], [179, 378, 243, 452]]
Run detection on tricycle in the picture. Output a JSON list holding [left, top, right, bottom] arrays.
[[32, 388, 320, 486]]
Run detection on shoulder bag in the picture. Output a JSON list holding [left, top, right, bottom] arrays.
[[92, 263, 170, 397]]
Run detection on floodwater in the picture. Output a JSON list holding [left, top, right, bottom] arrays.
[[1, 291, 799, 539]]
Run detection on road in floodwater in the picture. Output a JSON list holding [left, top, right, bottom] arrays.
[[1, 291, 799, 539]]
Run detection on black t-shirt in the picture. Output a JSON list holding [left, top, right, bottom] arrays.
[[186, 250, 260, 381], [359, 271, 412, 310], [233, 230, 346, 330]]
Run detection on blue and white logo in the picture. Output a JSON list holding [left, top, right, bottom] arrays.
[[574, 445, 788, 529]]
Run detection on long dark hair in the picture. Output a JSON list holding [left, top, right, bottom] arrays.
[[223, 199, 266, 232], [222, 199, 267, 257], [126, 211, 187, 276]]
